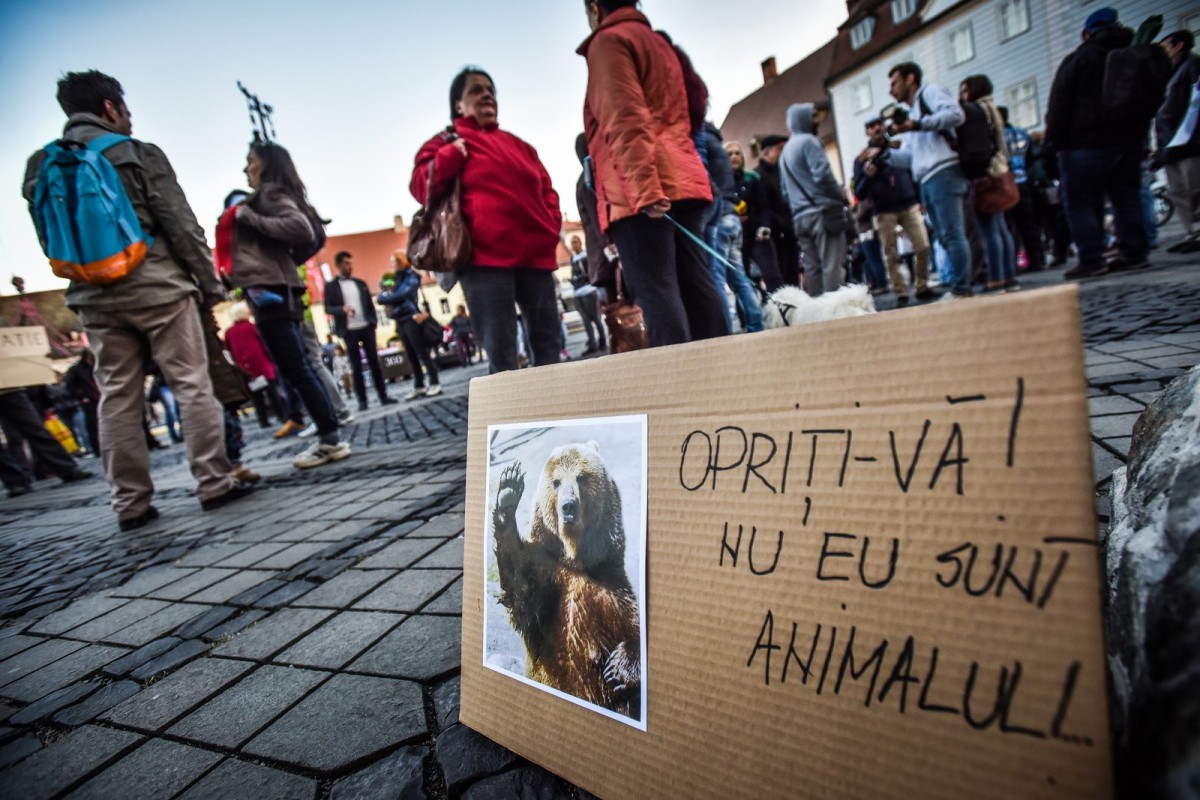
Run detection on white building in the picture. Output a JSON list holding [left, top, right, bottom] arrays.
[[827, 0, 1200, 183]]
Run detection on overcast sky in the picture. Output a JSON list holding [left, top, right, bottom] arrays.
[[0, 0, 846, 294]]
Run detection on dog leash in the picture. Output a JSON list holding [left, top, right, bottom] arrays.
[[663, 213, 743, 274]]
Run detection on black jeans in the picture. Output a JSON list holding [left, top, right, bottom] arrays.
[[1060, 144, 1148, 269], [0, 389, 81, 488], [574, 290, 605, 348], [1008, 182, 1045, 271], [607, 199, 729, 347], [399, 318, 440, 389], [459, 267, 560, 373], [343, 326, 388, 404], [256, 319, 338, 441]]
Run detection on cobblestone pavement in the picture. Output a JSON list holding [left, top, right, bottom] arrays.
[[0, 251, 1196, 799]]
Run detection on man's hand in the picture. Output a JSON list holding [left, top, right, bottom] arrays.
[[890, 120, 917, 134], [644, 198, 671, 218], [603, 244, 619, 262], [346, 307, 356, 318], [864, 161, 879, 177]]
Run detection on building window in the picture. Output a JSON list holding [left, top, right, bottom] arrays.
[[891, 0, 917, 24], [852, 78, 874, 114], [999, 0, 1031, 41], [850, 17, 875, 50], [440, 298, 451, 315], [1006, 80, 1040, 129], [949, 23, 975, 66]]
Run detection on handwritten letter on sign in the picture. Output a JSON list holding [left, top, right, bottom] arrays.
[[462, 286, 1111, 800]]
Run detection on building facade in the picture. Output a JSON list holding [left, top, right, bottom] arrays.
[[827, 0, 1200, 184]]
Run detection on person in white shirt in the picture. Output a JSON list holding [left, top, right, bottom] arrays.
[[322, 252, 395, 411]]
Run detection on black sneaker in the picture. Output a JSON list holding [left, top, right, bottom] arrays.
[[915, 288, 941, 302], [895, 295, 910, 306], [61, 469, 94, 484], [119, 506, 161, 532], [6, 485, 33, 499], [379, 396, 397, 406], [1063, 262, 1109, 280], [1105, 255, 1150, 272], [200, 480, 258, 512]]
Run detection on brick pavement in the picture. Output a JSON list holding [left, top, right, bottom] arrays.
[[0, 253, 1196, 799]]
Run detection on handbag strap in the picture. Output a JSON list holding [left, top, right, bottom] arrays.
[[663, 213, 741, 274], [423, 126, 460, 206]]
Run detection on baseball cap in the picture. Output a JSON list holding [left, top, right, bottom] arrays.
[[759, 134, 787, 149], [1084, 7, 1117, 33]]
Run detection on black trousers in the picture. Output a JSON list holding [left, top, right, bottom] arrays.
[[1007, 183, 1045, 271], [459, 267, 560, 373], [607, 199, 729, 348], [343, 326, 388, 405], [399, 318, 440, 389], [257, 319, 338, 441], [0, 390, 80, 489]]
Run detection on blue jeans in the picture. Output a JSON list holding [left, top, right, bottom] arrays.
[[977, 211, 1015, 284], [1058, 144, 1148, 269], [920, 165, 972, 295], [707, 209, 763, 333], [158, 385, 182, 441], [860, 236, 888, 289], [1140, 160, 1158, 247]]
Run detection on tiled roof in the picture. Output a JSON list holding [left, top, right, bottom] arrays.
[[827, 0, 934, 83]]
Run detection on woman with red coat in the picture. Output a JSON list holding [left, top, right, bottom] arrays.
[[410, 67, 563, 373], [579, 0, 729, 347], [223, 301, 291, 433]]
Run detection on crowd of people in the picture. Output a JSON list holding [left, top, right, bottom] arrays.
[[3, 1, 1197, 531]]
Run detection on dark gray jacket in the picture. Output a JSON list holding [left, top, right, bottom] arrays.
[[23, 114, 222, 312], [1156, 52, 1200, 156]]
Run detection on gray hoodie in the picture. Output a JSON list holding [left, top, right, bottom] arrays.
[[780, 104, 844, 220]]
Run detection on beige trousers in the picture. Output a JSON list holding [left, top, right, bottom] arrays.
[[874, 205, 931, 297], [1165, 157, 1200, 236], [78, 296, 232, 519]]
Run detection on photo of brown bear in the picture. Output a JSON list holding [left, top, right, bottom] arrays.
[[485, 419, 646, 727]]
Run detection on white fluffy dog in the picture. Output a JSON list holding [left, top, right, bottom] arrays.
[[761, 284, 877, 329]]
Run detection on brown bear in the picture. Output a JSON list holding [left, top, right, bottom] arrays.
[[492, 441, 641, 720]]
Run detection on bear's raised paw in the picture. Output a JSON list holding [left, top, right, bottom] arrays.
[[496, 462, 525, 517]]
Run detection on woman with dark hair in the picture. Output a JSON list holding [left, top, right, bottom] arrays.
[[378, 250, 442, 399], [579, 0, 728, 347], [229, 141, 349, 469], [961, 75, 1020, 292], [410, 67, 562, 374]]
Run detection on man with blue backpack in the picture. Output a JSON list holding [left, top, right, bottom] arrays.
[[22, 70, 254, 531]]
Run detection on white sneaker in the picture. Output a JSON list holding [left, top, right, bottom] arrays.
[[293, 441, 352, 469], [297, 423, 318, 439], [938, 292, 962, 304], [336, 410, 355, 425], [425, 385, 443, 397], [404, 387, 427, 401]]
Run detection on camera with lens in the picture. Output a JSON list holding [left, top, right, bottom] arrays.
[[879, 102, 909, 133]]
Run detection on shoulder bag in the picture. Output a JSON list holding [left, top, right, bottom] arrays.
[[407, 129, 473, 273], [974, 171, 1020, 215], [602, 265, 648, 353]]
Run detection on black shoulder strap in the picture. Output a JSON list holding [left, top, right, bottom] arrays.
[[917, 88, 932, 119]]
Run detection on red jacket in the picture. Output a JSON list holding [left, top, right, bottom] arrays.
[[578, 8, 712, 232], [223, 320, 276, 381], [410, 117, 562, 270]]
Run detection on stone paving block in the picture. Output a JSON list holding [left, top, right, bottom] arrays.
[[330, 745, 429, 800], [1104, 437, 1133, 457], [175, 543, 250, 568], [1087, 361, 1147, 379], [305, 521, 377, 542], [29, 596, 129, 636], [175, 757, 318, 800], [243, 673, 426, 774], [460, 764, 575, 800], [417, 537, 464, 569], [352, 570, 460, 613], [276, 612, 405, 669], [62, 599, 168, 641], [1090, 413, 1143, 440], [172, 605, 238, 640], [52, 680, 140, 727], [435, 723, 519, 796], [0, 635, 42, 663], [408, 513, 464, 537], [101, 637, 181, 678], [167, 664, 328, 749], [0, 724, 142, 800], [129, 639, 209, 682], [424, 577, 463, 614], [9, 682, 98, 725], [1118, 344, 1195, 361], [348, 615, 461, 680], [212, 543, 289, 568], [1093, 447, 1124, 484], [1141, 353, 1200, 369], [1092, 339, 1157, 354], [1157, 332, 1200, 345], [1087, 395, 1145, 416], [108, 567, 198, 599], [101, 657, 253, 732], [227, 578, 285, 606], [0, 734, 41, 770], [202, 609, 268, 643], [101, 602, 212, 647], [67, 737, 223, 800], [252, 542, 329, 570], [256, 580, 318, 609], [213, 608, 334, 660], [294, 570, 395, 609], [358, 539, 442, 569], [147, 568, 236, 601], [305, 557, 354, 582], [434, 675, 460, 730], [1, 645, 126, 703], [188, 570, 280, 604]]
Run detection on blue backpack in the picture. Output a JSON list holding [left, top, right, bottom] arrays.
[[32, 133, 152, 285]]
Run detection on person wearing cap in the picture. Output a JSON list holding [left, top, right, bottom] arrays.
[[754, 134, 801, 286], [1045, 7, 1150, 279], [1155, 29, 1200, 251]]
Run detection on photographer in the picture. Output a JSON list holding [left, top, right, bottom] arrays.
[[852, 116, 935, 304]]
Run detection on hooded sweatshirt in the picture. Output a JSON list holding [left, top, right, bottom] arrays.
[[780, 104, 844, 220], [901, 83, 965, 184]]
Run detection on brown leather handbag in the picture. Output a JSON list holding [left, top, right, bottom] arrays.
[[974, 170, 1020, 215], [407, 130, 473, 273], [602, 265, 648, 353]]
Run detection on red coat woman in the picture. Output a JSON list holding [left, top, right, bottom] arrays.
[[410, 67, 562, 373], [223, 303, 290, 431]]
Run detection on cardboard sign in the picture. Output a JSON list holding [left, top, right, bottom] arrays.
[[462, 286, 1112, 799], [0, 327, 56, 391]]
